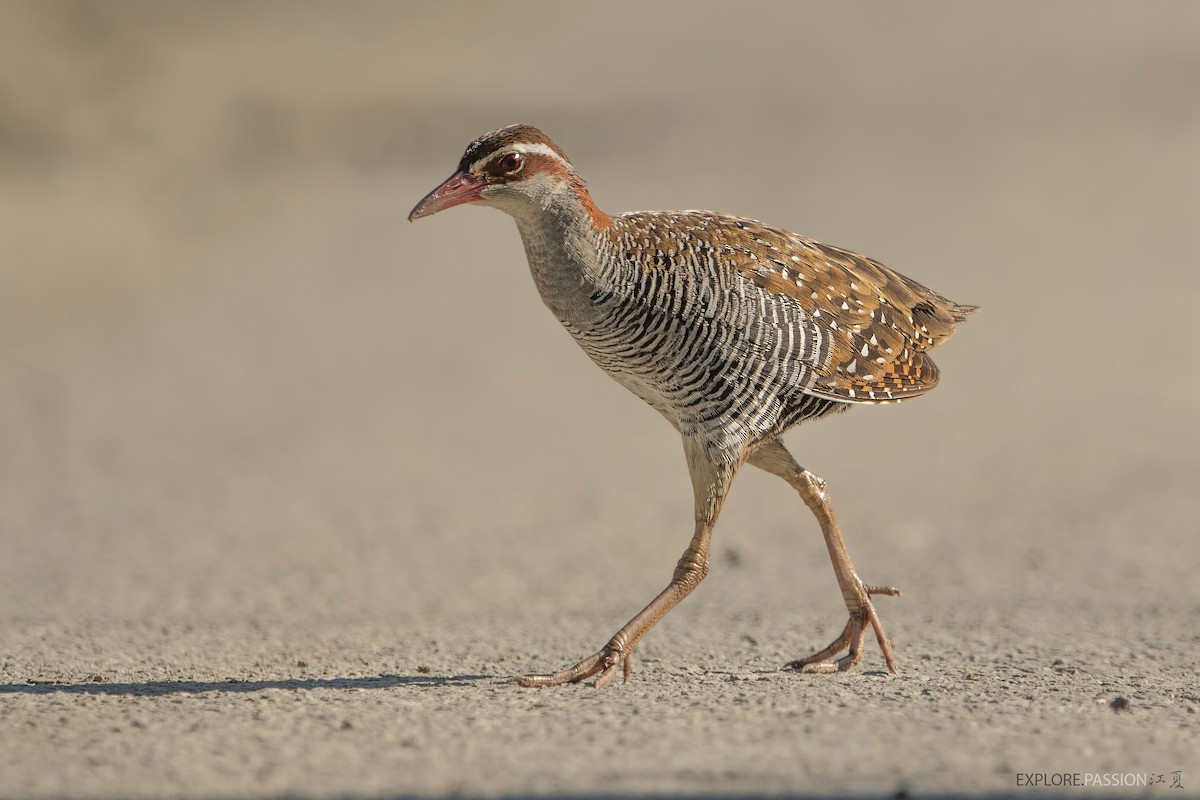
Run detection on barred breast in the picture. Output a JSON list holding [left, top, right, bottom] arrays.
[[555, 211, 973, 456]]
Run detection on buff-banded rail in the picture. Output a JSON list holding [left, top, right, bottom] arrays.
[[409, 124, 976, 688]]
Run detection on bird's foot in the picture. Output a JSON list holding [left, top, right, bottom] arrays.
[[786, 583, 900, 674], [516, 640, 633, 688]]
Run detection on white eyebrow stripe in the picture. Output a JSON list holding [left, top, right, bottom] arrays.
[[469, 142, 572, 173]]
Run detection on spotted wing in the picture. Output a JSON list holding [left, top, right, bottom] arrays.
[[712, 216, 976, 403]]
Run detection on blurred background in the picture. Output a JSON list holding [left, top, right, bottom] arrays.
[[0, 1, 1197, 791]]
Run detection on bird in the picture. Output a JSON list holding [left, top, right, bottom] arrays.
[[408, 124, 976, 688]]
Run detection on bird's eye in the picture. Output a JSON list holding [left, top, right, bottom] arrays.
[[498, 152, 524, 175]]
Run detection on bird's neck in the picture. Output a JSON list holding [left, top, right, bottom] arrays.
[[510, 180, 613, 321]]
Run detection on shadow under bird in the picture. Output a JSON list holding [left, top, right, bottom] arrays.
[[409, 124, 976, 688]]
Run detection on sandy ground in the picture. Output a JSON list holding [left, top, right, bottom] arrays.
[[1, 2, 1198, 798]]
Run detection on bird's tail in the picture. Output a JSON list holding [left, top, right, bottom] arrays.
[[950, 303, 979, 323]]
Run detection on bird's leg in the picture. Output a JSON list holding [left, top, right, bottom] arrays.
[[748, 439, 899, 674], [518, 439, 739, 688], [514, 526, 712, 689]]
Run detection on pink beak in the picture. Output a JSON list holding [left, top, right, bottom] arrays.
[[408, 170, 486, 221]]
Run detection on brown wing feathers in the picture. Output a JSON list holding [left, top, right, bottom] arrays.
[[714, 215, 976, 403]]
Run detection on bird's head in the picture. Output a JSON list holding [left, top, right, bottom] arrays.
[[408, 124, 606, 227]]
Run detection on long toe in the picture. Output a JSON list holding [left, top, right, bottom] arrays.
[[517, 643, 630, 688], [517, 652, 603, 687], [786, 585, 899, 674]]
